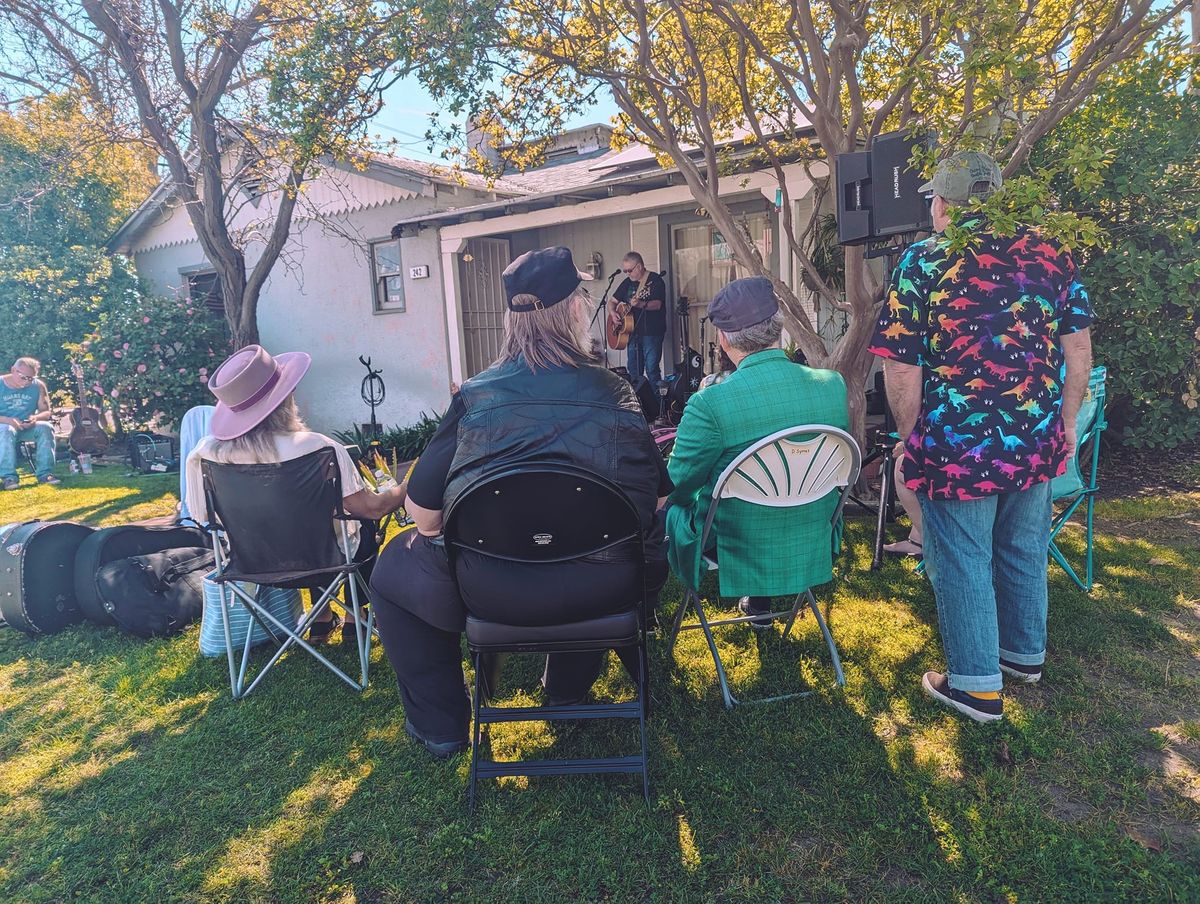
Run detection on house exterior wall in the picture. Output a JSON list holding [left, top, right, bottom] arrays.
[[124, 166, 494, 434]]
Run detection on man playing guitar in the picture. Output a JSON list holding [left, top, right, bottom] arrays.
[[607, 251, 667, 392]]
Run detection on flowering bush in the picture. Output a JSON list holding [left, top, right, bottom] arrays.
[[68, 291, 230, 431]]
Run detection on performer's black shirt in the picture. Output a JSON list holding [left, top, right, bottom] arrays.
[[614, 271, 668, 337]]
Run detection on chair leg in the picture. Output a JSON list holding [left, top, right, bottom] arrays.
[[808, 591, 845, 687], [637, 642, 650, 804], [468, 653, 484, 815], [781, 592, 805, 639], [1084, 491, 1096, 591], [692, 594, 736, 709], [666, 589, 694, 653], [216, 580, 241, 699]]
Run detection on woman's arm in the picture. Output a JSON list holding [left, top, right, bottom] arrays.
[[343, 481, 408, 521], [406, 497, 443, 536]]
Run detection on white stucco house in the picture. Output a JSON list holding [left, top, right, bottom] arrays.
[[112, 123, 841, 432], [109, 153, 527, 434]]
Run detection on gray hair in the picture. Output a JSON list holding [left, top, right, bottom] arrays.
[[497, 288, 597, 371], [722, 311, 784, 354], [13, 356, 40, 374], [207, 393, 307, 464]]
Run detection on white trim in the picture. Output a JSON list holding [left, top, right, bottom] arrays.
[[629, 216, 660, 273], [440, 236, 469, 383]]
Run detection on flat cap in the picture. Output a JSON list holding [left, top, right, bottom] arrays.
[[708, 276, 779, 331]]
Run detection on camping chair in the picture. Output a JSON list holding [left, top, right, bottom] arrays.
[[444, 466, 651, 812], [667, 425, 862, 709], [201, 447, 374, 699], [1049, 365, 1107, 591]]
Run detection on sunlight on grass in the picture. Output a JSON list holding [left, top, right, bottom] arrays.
[[203, 762, 373, 896], [676, 813, 702, 871]]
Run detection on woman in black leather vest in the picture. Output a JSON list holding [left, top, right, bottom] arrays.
[[370, 247, 670, 758]]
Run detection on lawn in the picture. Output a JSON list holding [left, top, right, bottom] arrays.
[[0, 459, 1197, 902]]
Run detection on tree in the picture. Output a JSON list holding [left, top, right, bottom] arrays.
[[1032, 29, 1200, 449], [410, 0, 1188, 437], [1, 0, 420, 347]]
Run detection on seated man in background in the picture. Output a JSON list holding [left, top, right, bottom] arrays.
[[370, 246, 670, 759], [666, 277, 849, 623], [0, 356, 58, 490]]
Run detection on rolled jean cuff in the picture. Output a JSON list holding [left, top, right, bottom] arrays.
[[999, 647, 1045, 667], [948, 671, 1003, 693]]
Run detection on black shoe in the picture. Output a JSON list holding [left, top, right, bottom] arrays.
[[738, 596, 773, 629], [921, 671, 1003, 723], [404, 719, 468, 760], [1000, 658, 1042, 684]]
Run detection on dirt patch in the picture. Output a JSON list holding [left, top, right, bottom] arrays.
[[1092, 510, 1200, 547], [1099, 441, 1200, 499]]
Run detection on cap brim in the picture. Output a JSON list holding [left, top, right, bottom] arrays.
[[577, 270, 594, 281], [208, 352, 311, 440], [918, 179, 934, 195]]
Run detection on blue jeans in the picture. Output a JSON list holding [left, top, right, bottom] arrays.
[[918, 481, 1052, 692], [0, 422, 56, 481], [626, 333, 664, 393]]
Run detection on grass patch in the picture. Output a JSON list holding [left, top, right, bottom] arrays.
[[0, 468, 1197, 901]]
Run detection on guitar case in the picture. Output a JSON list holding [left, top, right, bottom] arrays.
[[74, 519, 209, 626], [0, 521, 96, 635]]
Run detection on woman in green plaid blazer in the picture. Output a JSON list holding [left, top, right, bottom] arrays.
[[666, 347, 850, 597]]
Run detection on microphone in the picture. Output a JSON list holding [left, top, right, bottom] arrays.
[[609, 269, 622, 279]]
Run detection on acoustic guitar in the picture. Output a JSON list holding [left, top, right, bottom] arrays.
[[69, 363, 110, 455], [605, 275, 651, 351]]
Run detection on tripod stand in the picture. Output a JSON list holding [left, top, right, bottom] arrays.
[[851, 401, 901, 571]]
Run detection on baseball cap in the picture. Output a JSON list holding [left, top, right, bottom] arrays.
[[919, 151, 1003, 203], [707, 276, 779, 331], [502, 246, 593, 312]]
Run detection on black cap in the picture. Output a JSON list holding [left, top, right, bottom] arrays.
[[502, 246, 593, 312], [707, 276, 779, 331]]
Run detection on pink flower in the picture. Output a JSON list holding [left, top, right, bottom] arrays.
[[98, 363, 107, 372], [113, 350, 122, 359], [178, 368, 186, 374], [198, 367, 208, 375], [199, 375, 208, 384], [136, 363, 147, 373], [110, 389, 119, 398], [154, 391, 163, 397], [186, 308, 194, 315], [152, 344, 161, 352], [142, 316, 151, 324], [122, 342, 130, 350]]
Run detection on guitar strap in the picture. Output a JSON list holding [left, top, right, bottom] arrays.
[[630, 271, 650, 328]]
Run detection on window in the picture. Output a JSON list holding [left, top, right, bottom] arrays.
[[187, 272, 227, 323], [371, 239, 406, 312]]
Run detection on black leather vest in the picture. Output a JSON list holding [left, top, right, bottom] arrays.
[[443, 358, 662, 533]]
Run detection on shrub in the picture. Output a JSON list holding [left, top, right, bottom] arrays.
[[333, 411, 444, 463], [67, 291, 231, 432]]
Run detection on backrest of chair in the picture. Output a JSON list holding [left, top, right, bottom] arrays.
[[444, 466, 642, 565], [1076, 365, 1107, 439], [714, 425, 862, 510], [1052, 365, 1107, 500], [201, 447, 346, 577]]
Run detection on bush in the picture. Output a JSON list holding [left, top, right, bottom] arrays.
[[333, 411, 444, 463], [68, 291, 231, 432]]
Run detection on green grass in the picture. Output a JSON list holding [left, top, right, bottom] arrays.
[[1, 464, 1197, 902]]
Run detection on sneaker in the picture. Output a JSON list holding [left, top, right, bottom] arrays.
[[738, 596, 774, 629], [1, 478, 17, 491], [404, 719, 468, 760], [38, 474, 61, 486], [921, 671, 1004, 723], [883, 538, 923, 557], [1000, 658, 1042, 684]]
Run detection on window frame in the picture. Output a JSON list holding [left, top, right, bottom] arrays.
[[369, 237, 407, 314]]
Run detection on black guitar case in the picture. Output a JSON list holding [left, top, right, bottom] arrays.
[[0, 521, 96, 635], [74, 519, 208, 626]]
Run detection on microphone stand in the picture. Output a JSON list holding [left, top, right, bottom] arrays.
[[590, 270, 623, 370]]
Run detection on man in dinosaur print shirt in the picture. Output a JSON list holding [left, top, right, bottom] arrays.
[[870, 151, 1094, 724]]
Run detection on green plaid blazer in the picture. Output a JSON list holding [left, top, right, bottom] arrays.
[[666, 349, 850, 596]]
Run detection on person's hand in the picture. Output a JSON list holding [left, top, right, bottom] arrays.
[[1063, 424, 1077, 461], [0, 416, 18, 428], [893, 440, 906, 458]]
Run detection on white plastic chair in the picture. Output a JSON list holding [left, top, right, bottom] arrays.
[[667, 425, 861, 708]]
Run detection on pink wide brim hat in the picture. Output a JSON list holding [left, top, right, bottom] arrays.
[[206, 345, 311, 441]]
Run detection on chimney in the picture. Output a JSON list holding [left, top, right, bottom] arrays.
[[466, 116, 502, 170]]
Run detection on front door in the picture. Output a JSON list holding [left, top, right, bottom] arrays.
[[459, 237, 511, 377]]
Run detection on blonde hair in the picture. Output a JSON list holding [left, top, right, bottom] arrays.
[[497, 289, 597, 371], [208, 394, 307, 464]]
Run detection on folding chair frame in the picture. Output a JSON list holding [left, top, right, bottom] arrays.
[[1049, 388, 1106, 592], [666, 425, 860, 708]]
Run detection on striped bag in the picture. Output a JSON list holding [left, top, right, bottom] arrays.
[[198, 573, 304, 658]]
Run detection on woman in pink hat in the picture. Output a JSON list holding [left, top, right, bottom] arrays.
[[184, 345, 409, 641]]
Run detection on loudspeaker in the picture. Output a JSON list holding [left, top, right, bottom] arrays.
[[632, 376, 660, 422], [871, 131, 933, 237], [835, 151, 872, 245]]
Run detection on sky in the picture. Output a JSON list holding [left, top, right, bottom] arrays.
[[369, 75, 621, 163]]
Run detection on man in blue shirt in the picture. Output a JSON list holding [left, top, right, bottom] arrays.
[[1, 356, 59, 489]]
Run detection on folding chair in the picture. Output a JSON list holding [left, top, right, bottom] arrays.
[[667, 425, 861, 708], [443, 466, 651, 812], [201, 447, 374, 699], [1049, 365, 1107, 591]]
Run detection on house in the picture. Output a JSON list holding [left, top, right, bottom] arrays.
[[391, 123, 836, 387], [110, 153, 528, 434]]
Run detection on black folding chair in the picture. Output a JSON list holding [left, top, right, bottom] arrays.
[[201, 448, 374, 699], [444, 466, 651, 812]]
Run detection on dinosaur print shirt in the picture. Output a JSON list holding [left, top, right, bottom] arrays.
[[869, 216, 1093, 500]]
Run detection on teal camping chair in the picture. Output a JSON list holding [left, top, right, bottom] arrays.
[[1048, 366, 1107, 591]]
